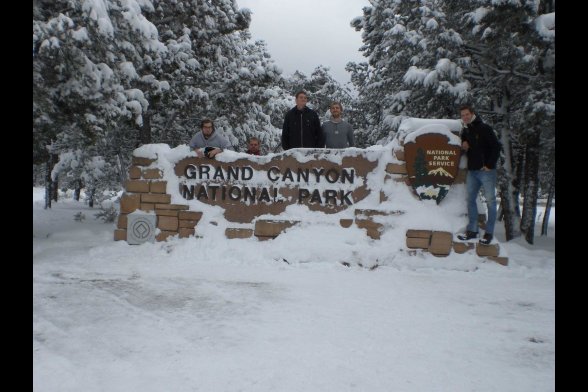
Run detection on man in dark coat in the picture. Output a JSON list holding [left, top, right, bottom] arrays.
[[457, 104, 502, 245], [281, 90, 323, 150]]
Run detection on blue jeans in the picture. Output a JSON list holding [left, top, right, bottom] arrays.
[[466, 169, 497, 235]]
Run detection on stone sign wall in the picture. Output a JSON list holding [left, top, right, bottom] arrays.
[[113, 126, 505, 265]]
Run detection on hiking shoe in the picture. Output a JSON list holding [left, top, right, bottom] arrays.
[[457, 231, 478, 241], [479, 233, 493, 245]]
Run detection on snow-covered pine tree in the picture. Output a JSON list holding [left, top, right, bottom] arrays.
[[147, 0, 289, 152], [283, 65, 355, 126], [344, 61, 373, 147], [534, 9, 555, 236], [34, 0, 168, 207], [144, 0, 243, 147], [444, 0, 555, 243], [519, 9, 555, 243], [348, 0, 468, 146], [34, 0, 295, 204], [209, 31, 289, 153]]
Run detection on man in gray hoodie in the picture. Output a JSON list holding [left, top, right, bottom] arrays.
[[189, 118, 233, 158], [321, 102, 354, 148]]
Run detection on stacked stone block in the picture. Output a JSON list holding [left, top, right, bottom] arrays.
[[429, 231, 453, 256], [406, 229, 432, 249], [114, 156, 202, 242], [335, 209, 404, 240], [253, 220, 299, 241], [405, 229, 508, 265], [354, 209, 399, 240], [385, 149, 410, 188], [225, 228, 254, 239]]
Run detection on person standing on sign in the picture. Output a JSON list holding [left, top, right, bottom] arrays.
[[189, 118, 232, 158], [321, 101, 354, 148], [456, 104, 501, 245], [281, 90, 323, 150]]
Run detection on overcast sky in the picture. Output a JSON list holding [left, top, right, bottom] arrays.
[[237, 0, 371, 86]]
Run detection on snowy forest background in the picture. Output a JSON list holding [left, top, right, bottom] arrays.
[[32, 0, 555, 244]]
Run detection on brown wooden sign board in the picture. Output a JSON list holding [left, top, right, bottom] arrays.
[[403, 133, 462, 204]]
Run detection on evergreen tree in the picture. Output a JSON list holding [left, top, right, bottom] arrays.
[[33, 0, 168, 207], [146, 0, 289, 152], [33, 0, 292, 201], [444, 0, 555, 243], [348, 0, 469, 146], [283, 65, 356, 128]]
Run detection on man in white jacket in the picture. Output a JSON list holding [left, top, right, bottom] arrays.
[[189, 119, 233, 158]]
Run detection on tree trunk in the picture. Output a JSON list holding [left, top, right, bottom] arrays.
[[497, 197, 505, 222], [44, 154, 59, 209], [497, 183, 516, 240], [51, 153, 60, 202], [520, 132, 540, 244], [139, 110, 152, 146], [116, 153, 127, 186], [74, 179, 83, 201], [496, 123, 520, 241], [161, 109, 177, 144], [88, 188, 95, 208], [541, 177, 555, 236], [51, 174, 59, 202], [512, 150, 524, 217], [539, 0, 555, 13], [44, 160, 52, 209]]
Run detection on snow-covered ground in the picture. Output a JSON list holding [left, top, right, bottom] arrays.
[[33, 187, 554, 392]]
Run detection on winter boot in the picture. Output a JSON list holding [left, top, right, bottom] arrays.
[[457, 230, 478, 241], [479, 233, 493, 245]]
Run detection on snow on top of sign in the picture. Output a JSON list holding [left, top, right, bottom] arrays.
[[398, 118, 461, 133], [221, 147, 383, 165], [136, 144, 386, 166], [403, 123, 462, 146], [133, 143, 171, 159], [397, 118, 462, 146], [163, 144, 193, 163]]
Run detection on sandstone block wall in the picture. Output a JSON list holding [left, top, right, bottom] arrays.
[[405, 229, 508, 265], [115, 157, 202, 242], [115, 148, 506, 267]]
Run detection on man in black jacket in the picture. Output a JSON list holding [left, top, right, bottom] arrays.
[[281, 91, 323, 150], [457, 104, 502, 245]]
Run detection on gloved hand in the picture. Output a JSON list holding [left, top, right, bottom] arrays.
[[203, 147, 216, 158]]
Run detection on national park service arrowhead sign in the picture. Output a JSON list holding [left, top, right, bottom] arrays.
[[403, 125, 462, 204]]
